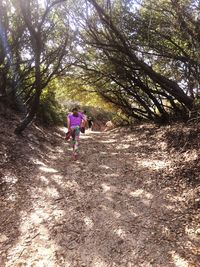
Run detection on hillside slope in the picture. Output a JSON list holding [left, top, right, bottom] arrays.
[[0, 114, 199, 266]]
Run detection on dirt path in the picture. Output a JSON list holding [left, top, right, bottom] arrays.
[[0, 127, 199, 267]]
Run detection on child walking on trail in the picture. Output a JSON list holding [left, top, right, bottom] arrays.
[[66, 107, 86, 160], [87, 116, 94, 131]]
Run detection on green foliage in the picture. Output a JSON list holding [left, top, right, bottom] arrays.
[[112, 113, 132, 126], [82, 105, 114, 122], [55, 76, 116, 111], [2, 0, 200, 131], [37, 87, 66, 126]]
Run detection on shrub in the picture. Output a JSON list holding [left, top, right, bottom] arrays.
[[37, 89, 66, 126]]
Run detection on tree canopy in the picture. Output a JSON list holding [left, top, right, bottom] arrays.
[[1, 0, 200, 132]]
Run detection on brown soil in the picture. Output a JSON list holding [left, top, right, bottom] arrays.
[[0, 115, 199, 267]]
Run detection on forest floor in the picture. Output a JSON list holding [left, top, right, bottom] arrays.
[[0, 113, 200, 267]]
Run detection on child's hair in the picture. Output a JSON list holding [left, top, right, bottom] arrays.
[[72, 107, 78, 112]]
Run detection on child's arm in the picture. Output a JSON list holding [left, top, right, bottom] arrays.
[[81, 114, 87, 127], [67, 116, 71, 131]]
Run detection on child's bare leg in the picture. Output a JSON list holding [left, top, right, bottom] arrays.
[[74, 136, 79, 156]]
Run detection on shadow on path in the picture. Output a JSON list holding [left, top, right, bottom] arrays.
[[0, 127, 199, 266]]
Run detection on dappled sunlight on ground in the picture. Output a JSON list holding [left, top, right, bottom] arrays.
[[182, 150, 198, 162], [116, 143, 130, 149], [92, 257, 108, 267], [99, 164, 112, 170], [83, 216, 94, 230], [39, 166, 58, 173], [137, 158, 170, 170], [101, 183, 111, 193], [171, 252, 190, 267], [80, 134, 94, 140], [129, 189, 153, 200], [113, 227, 127, 240], [100, 139, 116, 144], [185, 226, 200, 242], [5, 198, 59, 266], [0, 126, 199, 266]]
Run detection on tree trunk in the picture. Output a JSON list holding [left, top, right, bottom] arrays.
[[14, 90, 41, 134], [14, 59, 42, 134], [14, 0, 42, 134]]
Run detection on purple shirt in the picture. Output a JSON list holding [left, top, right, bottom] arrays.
[[68, 112, 83, 127]]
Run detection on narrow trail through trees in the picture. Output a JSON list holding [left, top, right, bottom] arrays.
[[0, 127, 199, 266]]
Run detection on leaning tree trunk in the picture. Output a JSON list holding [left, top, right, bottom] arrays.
[[14, 89, 41, 134], [14, 51, 42, 134], [14, 0, 42, 134], [88, 0, 194, 110]]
